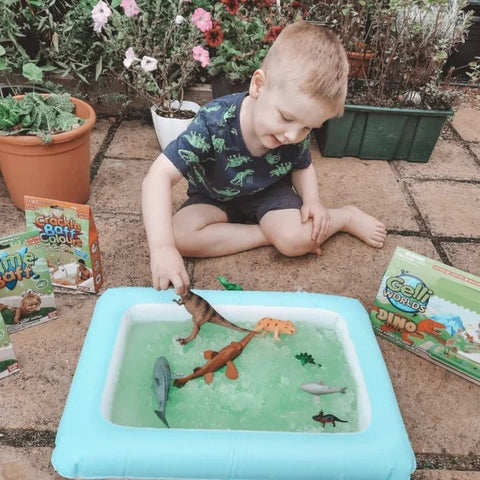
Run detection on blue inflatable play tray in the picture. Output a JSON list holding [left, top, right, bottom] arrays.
[[52, 287, 415, 479]]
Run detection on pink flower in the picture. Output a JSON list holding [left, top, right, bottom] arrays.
[[191, 8, 213, 32], [120, 0, 141, 17], [140, 56, 158, 72], [123, 47, 137, 68], [192, 45, 210, 67], [92, 0, 112, 32]]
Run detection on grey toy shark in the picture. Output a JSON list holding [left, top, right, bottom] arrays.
[[153, 356, 178, 428]]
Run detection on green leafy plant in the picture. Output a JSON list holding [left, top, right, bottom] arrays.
[[0, 92, 85, 143]]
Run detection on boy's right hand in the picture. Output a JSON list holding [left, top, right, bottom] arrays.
[[150, 246, 190, 295]]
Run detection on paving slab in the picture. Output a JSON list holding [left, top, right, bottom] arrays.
[[406, 180, 480, 238], [451, 109, 480, 141], [1, 295, 96, 430], [89, 157, 150, 215], [415, 472, 480, 480], [89, 157, 187, 216], [90, 117, 115, 163], [105, 119, 160, 160], [393, 139, 480, 181], [379, 337, 479, 454], [312, 148, 419, 231], [0, 447, 60, 480], [470, 143, 480, 160], [192, 234, 440, 310], [441, 242, 480, 276], [0, 202, 25, 231], [94, 213, 151, 289]]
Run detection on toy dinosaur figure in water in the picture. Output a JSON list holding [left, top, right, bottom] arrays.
[[312, 410, 348, 428], [173, 330, 257, 387], [173, 289, 252, 345]]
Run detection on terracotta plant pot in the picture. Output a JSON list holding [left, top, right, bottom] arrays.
[[0, 96, 96, 210], [347, 43, 376, 79]]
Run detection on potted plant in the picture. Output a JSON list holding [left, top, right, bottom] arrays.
[[310, 0, 474, 162], [310, 0, 377, 79], [0, 92, 96, 210], [85, 0, 211, 149], [202, 0, 313, 98]]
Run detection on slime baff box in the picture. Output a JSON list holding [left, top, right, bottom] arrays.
[[24, 196, 103, 293], [370, 247, 480, 386], [0, 230, 58, 334], [0, 317, 19, 379]]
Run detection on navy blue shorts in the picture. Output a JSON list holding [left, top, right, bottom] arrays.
[[179, 180, 302, 224]]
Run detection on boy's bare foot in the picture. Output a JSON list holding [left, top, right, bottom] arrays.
[[342, 205, 386, 248]]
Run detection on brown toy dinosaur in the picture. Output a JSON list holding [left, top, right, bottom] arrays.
[[173, 290, 252, 345], [173, 330, 257, 387], [312, 410, 348, 428]]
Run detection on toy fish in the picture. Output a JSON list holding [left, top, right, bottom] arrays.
[[173, 289, 251, 345], [173, 330, 257, 388], [300, 381, 347, 396], [295, 352, 322, 367], [312, 410, 348, 428], [152, 356, 178, 428]]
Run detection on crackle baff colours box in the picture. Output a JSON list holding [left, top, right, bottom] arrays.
[[370, 247, 480, 386], [24, 196, 103, 293], [0, 231, 58, 334]]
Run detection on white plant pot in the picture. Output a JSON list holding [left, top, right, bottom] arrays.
[[150, 100, 200, 150]]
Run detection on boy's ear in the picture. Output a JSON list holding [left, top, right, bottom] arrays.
[[249, 69, 266, 99]]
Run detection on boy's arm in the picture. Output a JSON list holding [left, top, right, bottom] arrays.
[[142, 153, 189, 295], [292, 165, 330, 244]]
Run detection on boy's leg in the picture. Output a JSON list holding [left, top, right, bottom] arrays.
[[173, 204, 270, 257], [260, 205, 386, 256], [326, 205, 386, 248]]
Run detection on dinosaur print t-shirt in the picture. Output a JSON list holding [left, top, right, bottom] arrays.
[[163, 92, 311, 202]]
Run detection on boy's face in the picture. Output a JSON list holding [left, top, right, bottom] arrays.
[[248, 71, 339, 152]]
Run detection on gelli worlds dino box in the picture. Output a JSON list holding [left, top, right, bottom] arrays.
[[370, 247, 480, 386]]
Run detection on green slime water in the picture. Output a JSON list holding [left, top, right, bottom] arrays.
[[109, 313, 360, 433]]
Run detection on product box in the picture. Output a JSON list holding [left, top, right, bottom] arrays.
[[24, 196, 103, 293], [0, 317, 20, 379], [0, 231, 58, 334], [370, 247, 480, 386]]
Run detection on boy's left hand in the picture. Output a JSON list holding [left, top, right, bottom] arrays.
[[300, 201, 330, 245]]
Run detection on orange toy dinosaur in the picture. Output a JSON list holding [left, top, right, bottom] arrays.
[[254, 317, 296, 341], [173, 330, 257, 388], [381, 318, 445, 345]]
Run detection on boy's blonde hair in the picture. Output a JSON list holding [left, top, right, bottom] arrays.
[[261, 21, 348, 115]]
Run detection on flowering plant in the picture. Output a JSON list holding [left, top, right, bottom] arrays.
[[198, 0, 312, 84], [91, 0, 212, 116]]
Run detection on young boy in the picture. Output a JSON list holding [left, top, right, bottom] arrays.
[[142, 21, 386, 295]]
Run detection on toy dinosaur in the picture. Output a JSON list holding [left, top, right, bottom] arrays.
[[295, 352, 321, 367], [173, 330, 257, 387], [254, 317, 296, 341], [216, 275, 243, 291], [173, 290, 252, 345], [312, 410, 348, 427]]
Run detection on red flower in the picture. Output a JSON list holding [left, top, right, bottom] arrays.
[[221, 0, 239, 14], [253, 0, 275, 7], [205, 22, 223, 48], [264, 25, 283, 43]]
